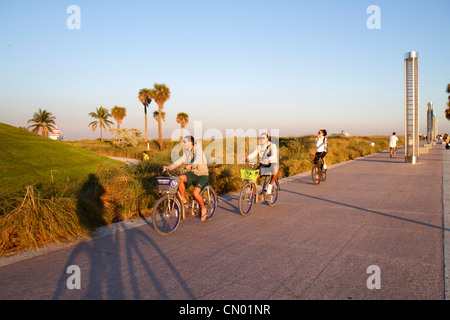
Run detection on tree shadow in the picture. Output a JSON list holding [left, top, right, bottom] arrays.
[[282, 188, 447, 232]]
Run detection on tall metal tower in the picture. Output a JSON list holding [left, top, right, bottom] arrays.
[[427, 102, 433, 143], [404, 51, 419, 164]]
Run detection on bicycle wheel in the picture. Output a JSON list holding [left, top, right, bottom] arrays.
[[321, 168, 327, 182], [311, 165, 321, 185], [266, 179, 280, 206], [201, 186, 217, 221], [238, 182, 254, 216], [152, 196, 182, 236]]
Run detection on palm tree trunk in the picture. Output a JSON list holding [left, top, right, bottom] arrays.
[[100, 119, 103, 142], [144, 105, 148, 143], [180, 126, 183, 141], [158, 106, 163, 148]]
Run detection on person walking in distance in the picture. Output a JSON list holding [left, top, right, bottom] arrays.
[[389, 132, 399, 158]]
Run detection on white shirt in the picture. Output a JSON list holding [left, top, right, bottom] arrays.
[[389, 135, 399, 148], [248, 142, 278, 164], [316, 137, 327, 153]]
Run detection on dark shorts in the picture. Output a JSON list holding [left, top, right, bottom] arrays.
[[184, 172, 209, 190], [314, 151, 327, 164]]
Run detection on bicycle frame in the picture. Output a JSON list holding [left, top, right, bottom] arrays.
[[312, 156, 326, 185], [243, 176, 274, 203], [239, 161, 280, 216], [153, 168, 217, 235], [179, 186, 214, 219], [157, 168, 216, 219]]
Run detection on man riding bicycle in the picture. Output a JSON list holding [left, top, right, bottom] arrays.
[[243, 133, 279, 194], [163, 135, 209, 221]]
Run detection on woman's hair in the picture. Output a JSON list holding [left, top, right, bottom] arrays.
[[320, 129, 327, 137]]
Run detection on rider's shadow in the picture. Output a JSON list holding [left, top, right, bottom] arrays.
[[52, 172, 196, 299], [217, 194, 241, 215]]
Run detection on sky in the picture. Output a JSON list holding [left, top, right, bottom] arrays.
[[0, 0, 449, 140]]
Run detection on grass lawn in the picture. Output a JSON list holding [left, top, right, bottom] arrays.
[[0, 123, 125, 197]]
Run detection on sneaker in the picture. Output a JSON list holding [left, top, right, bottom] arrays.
[[323, 164, 327, 170], [266, 184, 273, 194]]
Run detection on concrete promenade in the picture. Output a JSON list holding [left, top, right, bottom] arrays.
[[0, 145, 448, 300]]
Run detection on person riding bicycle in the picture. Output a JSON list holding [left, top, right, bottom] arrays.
[[163, 135, 209, 221], [314, 129, 328, 169], [243, 133, 279, 194]]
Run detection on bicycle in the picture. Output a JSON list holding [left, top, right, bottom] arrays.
[[152, 169, 217, 236], [311, 154, 327, 185], [238, 162, 280, 216]]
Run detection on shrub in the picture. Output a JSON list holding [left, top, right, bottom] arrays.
[[109, 128, 142, 148]]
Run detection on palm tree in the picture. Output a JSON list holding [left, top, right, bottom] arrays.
[[27, 108, 56, 137], [153, 110, 166, 123], [176, 112, 189, 140], [149, 83, 171, 148], [111, 106, 127, 129], [138, 88, 152, 142], [88, 106, 114, 142]]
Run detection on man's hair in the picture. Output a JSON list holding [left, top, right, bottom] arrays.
[[184, 135, 195, 146]]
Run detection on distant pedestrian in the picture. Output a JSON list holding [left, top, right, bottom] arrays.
[[389, 132, 399, 158], [143, 151, 150, 161]]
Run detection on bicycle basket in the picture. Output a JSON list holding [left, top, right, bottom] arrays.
[[156, 176, 181, 194], [240, 168, 259, 183]]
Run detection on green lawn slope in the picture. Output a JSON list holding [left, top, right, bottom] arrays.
[[0, 123, 125, 197]]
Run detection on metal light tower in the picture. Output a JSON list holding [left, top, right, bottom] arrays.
[[404, 51, 419, 163], [427, 102, 433, 143]]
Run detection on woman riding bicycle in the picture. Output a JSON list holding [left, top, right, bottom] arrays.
[[243, 133, 279, 194], [314, 129, 328, 169], [163, 135, 209, 221]]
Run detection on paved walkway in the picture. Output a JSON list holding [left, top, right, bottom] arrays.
[[107, 156, 141, 167], [0, 145, 447, 300]]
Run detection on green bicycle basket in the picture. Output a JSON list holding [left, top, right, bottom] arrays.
[[240, 168, 259, 183]]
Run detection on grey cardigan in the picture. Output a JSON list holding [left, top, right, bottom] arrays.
[[168, 142, 209, 176]]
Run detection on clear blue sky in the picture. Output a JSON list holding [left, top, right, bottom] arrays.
[[1, 0, 449, 140]]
